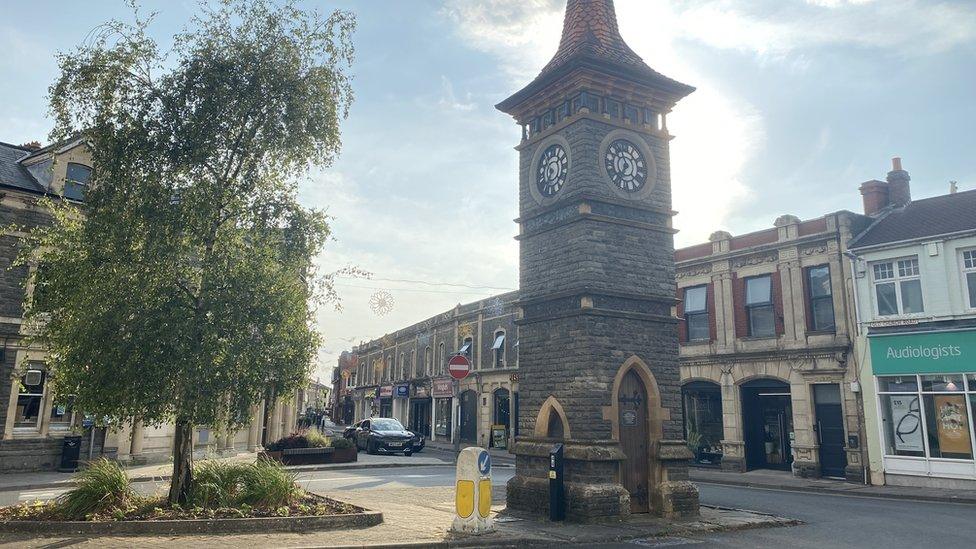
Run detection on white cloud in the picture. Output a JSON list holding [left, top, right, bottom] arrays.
[[438, 75, 478, 112], [672, 0, 976, 59]]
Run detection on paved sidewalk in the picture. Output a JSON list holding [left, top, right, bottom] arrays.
[[425, 441, 515, 464], [0, 451, 453, 493], [690, 467, 976, 505], [0, 485, 798, 548]]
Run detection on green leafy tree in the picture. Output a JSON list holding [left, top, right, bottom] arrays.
[[17, 0, 356, 504]]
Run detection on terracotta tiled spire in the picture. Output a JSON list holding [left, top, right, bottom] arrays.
[[540, 0, 645, 77], [497, 0, 693, 116]]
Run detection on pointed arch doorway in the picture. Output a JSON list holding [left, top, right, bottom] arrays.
[[618, 369, 651, 513]]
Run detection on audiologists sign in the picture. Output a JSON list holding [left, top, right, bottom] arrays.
[[870, 329, 976, 375]]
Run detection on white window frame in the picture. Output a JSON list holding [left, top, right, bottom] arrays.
[[961, 249, 976, 310], [871, 256, 924, 317], [875, 373, 976, 481]]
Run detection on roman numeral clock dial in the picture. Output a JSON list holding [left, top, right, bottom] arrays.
[[605, 139, 647, 192], [536, 144, 568, 197]]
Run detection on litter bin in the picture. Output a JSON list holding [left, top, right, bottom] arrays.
[[59, 435, 83, 472]]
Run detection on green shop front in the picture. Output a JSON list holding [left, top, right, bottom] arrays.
[[870, 329, 976, 484]]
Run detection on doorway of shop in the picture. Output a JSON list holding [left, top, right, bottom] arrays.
[[459, 390, 478, 443], [410, 398, 431, 437], [493, 389, 510, 448], [741, 379, 793, 471], [814, 384, 848, 478]]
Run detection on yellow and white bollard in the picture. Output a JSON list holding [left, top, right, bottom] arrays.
[[451, 447, 495, 534]]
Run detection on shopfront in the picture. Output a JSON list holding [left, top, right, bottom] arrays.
[[409, 383, 432, 437], [378, 385, 393, 418], [871, 329, 976, 484], [432, 378, 454, 441], [681, 381, 724, 466]]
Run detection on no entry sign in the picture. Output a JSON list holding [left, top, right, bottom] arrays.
[[448, 354, 471, 380]]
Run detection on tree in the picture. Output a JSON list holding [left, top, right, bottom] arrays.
[[17, 0, 356, 504]]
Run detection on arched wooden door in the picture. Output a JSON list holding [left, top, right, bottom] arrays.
[[618, 370, 650, 513]]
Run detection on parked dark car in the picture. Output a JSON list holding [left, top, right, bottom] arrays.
[[351, 418, 416, 455]]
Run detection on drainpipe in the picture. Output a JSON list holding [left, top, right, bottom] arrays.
[[844, 249, 869, 485]]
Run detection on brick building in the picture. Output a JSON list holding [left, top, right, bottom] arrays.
[[345, 292, 519, 448]]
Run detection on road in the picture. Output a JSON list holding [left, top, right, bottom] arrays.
[[3, 462, 974, 548], [0, 462, 513, 507], [598, 483, 976, 548]]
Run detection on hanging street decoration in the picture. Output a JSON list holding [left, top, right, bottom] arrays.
[[369, 290, 395, 316]]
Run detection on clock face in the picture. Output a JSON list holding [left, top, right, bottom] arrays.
[[605, 139, 648, 192], [536, 144, 568, 197]]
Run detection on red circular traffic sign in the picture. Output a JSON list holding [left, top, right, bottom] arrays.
[[448, 354, 471, 380]]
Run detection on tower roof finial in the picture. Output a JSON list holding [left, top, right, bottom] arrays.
[[497, 0, 694, 117], [541, 0, 644, 77]]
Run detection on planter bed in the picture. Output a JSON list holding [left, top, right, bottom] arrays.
[[260, 446, 357, 465], [0, 495, 382, 535]]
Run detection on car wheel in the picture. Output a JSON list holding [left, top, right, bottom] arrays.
[[404, 449, 412, 457]]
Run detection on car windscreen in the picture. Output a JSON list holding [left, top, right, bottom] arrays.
[[371, 419, 404, 432]]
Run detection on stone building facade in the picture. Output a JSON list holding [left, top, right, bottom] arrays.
[[675, 212, 872, 481], [0, 139, 301, 470], [346, 291, 520, 449]]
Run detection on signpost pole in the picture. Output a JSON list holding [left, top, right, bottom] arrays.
[[453, 378, 461, 463]]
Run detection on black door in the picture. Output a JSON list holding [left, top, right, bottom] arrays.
[[460, 391, 478, 443], [814, 384, 848, 478], [410, 399, 431, 437], [742, 379, 793, 471]]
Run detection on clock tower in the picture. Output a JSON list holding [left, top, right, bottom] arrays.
[[498, 0, 699, 520]]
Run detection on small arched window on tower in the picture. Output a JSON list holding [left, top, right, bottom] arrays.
[[492, 330, 506, 369], [424, 347, 432, 376], [438, 342, 446, 374], [399, 352, 406, 380], [64, 163, 91, 201]]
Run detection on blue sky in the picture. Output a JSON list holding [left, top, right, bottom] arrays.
[[3, 0, 975, 380]]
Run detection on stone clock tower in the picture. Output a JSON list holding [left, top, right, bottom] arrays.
[[497, 0, 699, 520]]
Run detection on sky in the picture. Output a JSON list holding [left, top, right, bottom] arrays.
[[2, 0, 975, 382]]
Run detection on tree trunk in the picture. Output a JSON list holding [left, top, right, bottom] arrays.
[[168, 418, 194, 505]]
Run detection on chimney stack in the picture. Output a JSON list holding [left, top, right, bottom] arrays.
[[860, 179, 890, 216], [950, 181, 958, 194], [887, 156, 911, 207]]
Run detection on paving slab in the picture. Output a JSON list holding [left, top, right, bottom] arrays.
[[0, 485, 797, 548]]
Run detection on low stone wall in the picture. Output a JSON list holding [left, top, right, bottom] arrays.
[[0, 509, 382, 535]]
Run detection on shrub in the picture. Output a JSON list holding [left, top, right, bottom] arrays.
[[189, 460, 250, 509], [57, 458, 135, 520], [305, 429, 332, 449], [239, 457, 302, 508], [332, 437, 353, 450], [265, 432, 309, 452], [265, 429, 332, 451]]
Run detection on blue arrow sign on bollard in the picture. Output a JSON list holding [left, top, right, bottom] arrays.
[[478, 451, 491, 476]]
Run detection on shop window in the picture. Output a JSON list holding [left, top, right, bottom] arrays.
[[682, 381, 724, 466], [49, 395, 76, 430], [683, 286, 709, 341], [962, 250, 976, 308], [15, 369, 46, 429], [492, 331, 506, 368], [64, 162, 91, 201], [806, 265, 835, 332], [745, 275, 775, 337], [877, 374, 974, 460], [872, 258, 923, 316]]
